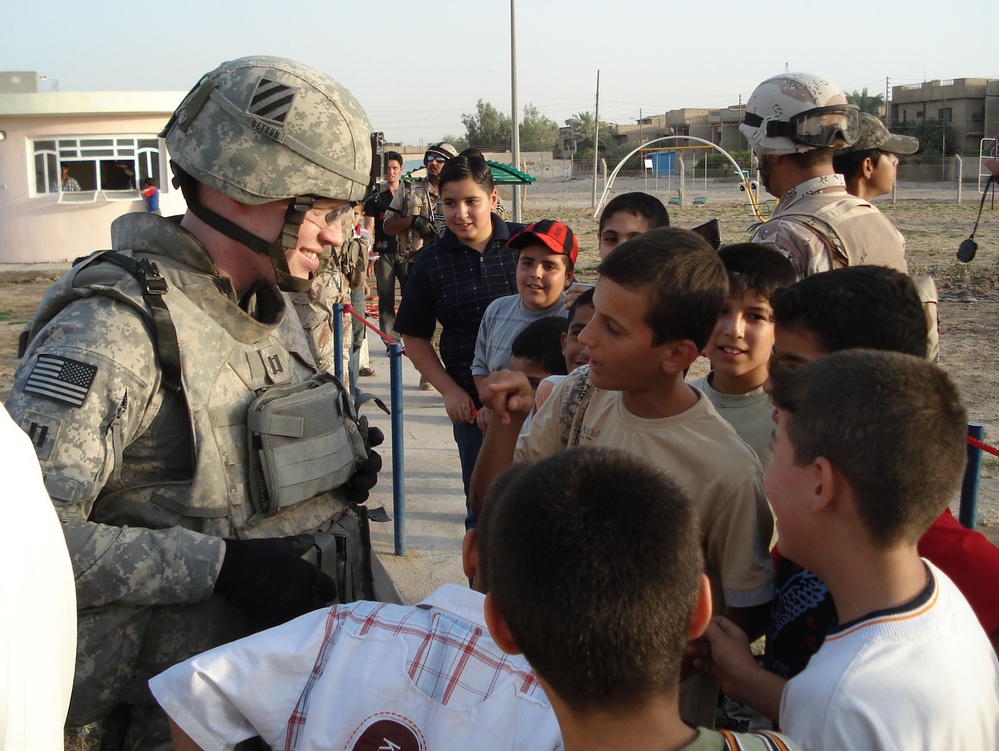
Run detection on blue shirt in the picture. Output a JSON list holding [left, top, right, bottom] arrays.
[[394, 214, 523, 404]]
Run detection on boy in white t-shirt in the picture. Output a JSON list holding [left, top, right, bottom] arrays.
[[696, 350, 999, 751]]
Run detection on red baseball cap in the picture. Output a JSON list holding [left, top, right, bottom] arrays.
[[507, 220, 578, 265]]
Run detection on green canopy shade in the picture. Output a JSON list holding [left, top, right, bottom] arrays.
[[403, 160, 535, 185]]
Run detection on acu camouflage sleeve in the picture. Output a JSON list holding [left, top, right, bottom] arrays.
[[5, 296, 221, 609]]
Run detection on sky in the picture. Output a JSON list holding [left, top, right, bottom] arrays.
[[4, 0, 997, 148]]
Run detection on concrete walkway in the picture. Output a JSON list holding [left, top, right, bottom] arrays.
[[354, 326, 469, 605]]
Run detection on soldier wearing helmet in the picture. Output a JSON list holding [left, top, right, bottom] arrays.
[[5, 56, 381, 749], [383, 141, 458, 263], [741, 72, 907, 278]]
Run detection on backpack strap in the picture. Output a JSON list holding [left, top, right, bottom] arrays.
[[102, 252, 183, 393], [775, 195, 872, 267], [557, 366, 597, 448]]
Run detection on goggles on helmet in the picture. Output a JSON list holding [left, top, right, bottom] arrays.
[[745, 105, 861, 149]]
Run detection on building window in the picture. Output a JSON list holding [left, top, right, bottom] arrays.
[[916, 111, 924, 119], [32, 136, 161, 197], [939, 108, 952, 122]]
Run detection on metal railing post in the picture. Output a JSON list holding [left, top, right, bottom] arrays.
[[389, 342, 406, 555], [960, 423, 984, 530], [332, 302, 344, 383]]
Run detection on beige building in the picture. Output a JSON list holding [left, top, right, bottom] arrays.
[[0, 71, 185, 263], [891, 78, 999, 155]]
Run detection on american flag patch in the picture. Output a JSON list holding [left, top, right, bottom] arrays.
[[23, 354, 97, 408]]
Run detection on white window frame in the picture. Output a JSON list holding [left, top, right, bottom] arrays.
[[31, 135, 163, 200]]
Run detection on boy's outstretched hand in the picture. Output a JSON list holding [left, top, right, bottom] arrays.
[[479, 370, 535, 426], [690, 616, 786, 724]]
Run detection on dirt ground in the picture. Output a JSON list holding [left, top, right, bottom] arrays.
[[2, 177, 998, 547]]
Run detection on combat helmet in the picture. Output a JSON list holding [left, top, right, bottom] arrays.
[[161, 56, 374, 291], [424, 141, 458, 163], [739, 73, 860, 156]]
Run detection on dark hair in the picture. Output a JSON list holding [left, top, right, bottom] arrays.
[[771, 265, 927, 358], [486, 447, 703, 711], [770, 350, 966, 546], [385, 150, 404, 167], [567, 287, 595, 323], [141, 178, 156, 189], [717, 243, 795, 302], [598, 192, 670, 233], [597, 227, 727, 350], [785, 147, 834, 170], [459, 148, 485, 160], [510, 317, 569, 376], [438, 155, 494, 194], [833, 148, 883, 181]]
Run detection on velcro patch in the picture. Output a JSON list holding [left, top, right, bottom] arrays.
[[19, 410, 64, 463], [23, 354, 97, 408]]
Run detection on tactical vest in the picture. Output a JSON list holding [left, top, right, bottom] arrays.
[[775, 195, 907, 271], [22, 248, 351, 539]]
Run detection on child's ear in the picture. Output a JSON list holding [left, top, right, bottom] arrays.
[[560, 331, 568, 355], [660, 339, 700, 375], [688, 574, 714, 640], [484, 592, 521, 655], [563, 265, 574, 288], [489, 189, 499, 210], [812, 456, 841, 515], [462, 529, 479, 584]]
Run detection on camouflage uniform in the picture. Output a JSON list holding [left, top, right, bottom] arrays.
[[384, 178, 441, 261], [6, 212, 349, 743], [751, 174, 908, 279]]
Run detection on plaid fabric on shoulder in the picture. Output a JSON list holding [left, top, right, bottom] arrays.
[[284, 599, 544, 750]]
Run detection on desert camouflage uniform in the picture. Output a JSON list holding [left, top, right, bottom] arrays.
[[384, 179, 441, 261], [5, 212, 349, 742], [751, 174, 907, 279]]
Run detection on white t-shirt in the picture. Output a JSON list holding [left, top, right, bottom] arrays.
[[150, 584, 563, 751], [781, 561, 999, 751], [0, 405, 77, 750]]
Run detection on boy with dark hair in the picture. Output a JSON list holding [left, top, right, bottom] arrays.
[[597, 191, 670, 258], [484, 447, 800, 751], [698, 351, 999, 750], [689, 243, 795, 462], [533, 287, 595, 413], [764, 265, 999, 676], [151, 462, 562, 751], [471, 227, 776, 727], [510, 315, 569, 390]]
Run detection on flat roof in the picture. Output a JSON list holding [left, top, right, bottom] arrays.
[[0, 91, 185, 117]]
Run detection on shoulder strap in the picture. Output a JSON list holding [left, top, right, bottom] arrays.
[[776, 195, 872, 267], [557, 366, 597, 448], [101, 252, 183, 393]]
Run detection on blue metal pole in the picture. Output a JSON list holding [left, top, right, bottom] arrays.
[[959, 423, 984, 530], [389, 342, 406, 556], [333, 302, 344, 383]]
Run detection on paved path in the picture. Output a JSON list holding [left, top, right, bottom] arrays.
[[354, 326, 469, 605]]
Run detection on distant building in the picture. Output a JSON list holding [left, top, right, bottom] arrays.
[[0, 71, 185, 263], [891, 78, 999, 155]]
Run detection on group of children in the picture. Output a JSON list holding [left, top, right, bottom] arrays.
[[152, 169, 999, 749]]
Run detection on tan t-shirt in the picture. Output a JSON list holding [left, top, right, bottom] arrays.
[[516, 369, 775, 609]]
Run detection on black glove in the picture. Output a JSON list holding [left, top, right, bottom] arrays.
[[214, 537, 337, 628], [412, 215, 440, 243], [344, 418, 384, 504]]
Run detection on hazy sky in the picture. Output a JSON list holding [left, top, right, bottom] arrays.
[[5, 0, 997, 147]]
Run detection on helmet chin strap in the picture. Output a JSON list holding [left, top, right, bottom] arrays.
[[177, 168, 313, 293]]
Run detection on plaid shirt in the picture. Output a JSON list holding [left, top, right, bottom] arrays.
[[394, 215, 523, 404], [150, 585, 562, 751]]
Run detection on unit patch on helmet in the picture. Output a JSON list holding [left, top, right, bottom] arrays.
[[248, 78, 296, 125]]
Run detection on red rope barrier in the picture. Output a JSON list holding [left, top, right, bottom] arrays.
[[968, 436, 999, 458], [343, 304, 406, 354]]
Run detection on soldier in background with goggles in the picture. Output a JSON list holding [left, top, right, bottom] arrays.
[[742, 72, 908, 279]]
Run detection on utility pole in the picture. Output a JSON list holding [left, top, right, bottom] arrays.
[[591, 69, 600, 209], [885, 76, 890, 123], [510, 0, 521, 222]]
